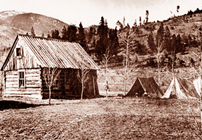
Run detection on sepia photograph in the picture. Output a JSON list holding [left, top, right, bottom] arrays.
[[0, 0, 201, 139]]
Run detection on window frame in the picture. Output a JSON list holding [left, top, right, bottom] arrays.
[[18, 70, 25, 88], [16, 47, 22, 58]]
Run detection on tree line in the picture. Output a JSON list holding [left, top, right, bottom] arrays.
[[28, 9, 202, 69], [28, 17, 120, 64], [147, 21, 201, 69]]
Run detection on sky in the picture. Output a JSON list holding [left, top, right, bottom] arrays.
[[0, 0, 201, 28]]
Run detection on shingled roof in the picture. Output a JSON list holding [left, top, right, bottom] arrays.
[[1, 35, 99, 70]]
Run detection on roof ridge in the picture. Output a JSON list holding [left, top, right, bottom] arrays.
[[18, 34, 75, 43]]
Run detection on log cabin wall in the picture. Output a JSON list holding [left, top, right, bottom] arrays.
[[4, 68, 42, 98], [83, 70, 99, 98], [2, 38, 42, 98], [41, 68, 80, 99], [41, 68, 99, 99]]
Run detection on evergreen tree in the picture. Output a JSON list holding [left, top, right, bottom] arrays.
[[164, 26, 171, 52], [147, 32, 156, 54], [116, 20, 123, 31], [42, 33, 44, 38], [87, 26, 94, 42], [156, 22, 164, 46], [132, 19, 137, 31], [61, 26, 68, 40], [67, 25, 77, 42], [31, 27, 35, 37], [171, 34, 177, 59], [146, 10, 149, 24], [96, 16, 108, 61], [176, 34, 184, 53], [135, 42, 148, 55], [78, 22, 88, 52], [108, 28, 120, 58], [139, 16, 142, 26], [51, 30, 60, 39], [133, 19, 137, 27], [47, 33, 51, 38]]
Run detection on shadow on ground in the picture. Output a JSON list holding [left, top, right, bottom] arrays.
[[0, 100, 42, 110]]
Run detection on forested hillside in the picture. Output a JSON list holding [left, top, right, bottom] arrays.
[[0, 8, 202, 70]]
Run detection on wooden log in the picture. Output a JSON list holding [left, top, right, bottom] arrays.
[[6, 84, 19, 88], [25, 74, 40, 78], [25, 69, 40, 74], [6, 75, 18, 78], [5, 87, 41, 91]]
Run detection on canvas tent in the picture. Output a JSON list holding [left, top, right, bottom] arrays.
[[162, 77, 200, 99], [193, 77, 201, 97], [125, 77, 163, 98]]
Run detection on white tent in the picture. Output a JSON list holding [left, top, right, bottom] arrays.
[[162, 77, 187, 99], [193, 77, 201, 97], [162, 77, 198, 99]]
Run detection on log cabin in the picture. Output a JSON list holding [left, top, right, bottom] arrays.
[[1, 35, 100, 99]]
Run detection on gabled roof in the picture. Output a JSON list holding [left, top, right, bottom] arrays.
[[1, 35, 99, 70]]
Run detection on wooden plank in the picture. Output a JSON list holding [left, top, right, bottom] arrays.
[[6, 85, 41, 89], [5, 87, 41, 91], [6, 71, 18, 75], [26, 85, 41, 88], [26, 69, 40, 74], [5, 81, 18, 84], [25, 74, 40, 78], [6, 79, 18, 83], [25, 77, 40, 81], [26, 78, 40, 82], [6, 77, 18, 80], [6, 75, 18, 78], [4, 92, 41, 96], [25, 81, 41, 85], [6, 84, 18, 88]]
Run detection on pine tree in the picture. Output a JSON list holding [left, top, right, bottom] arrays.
[[61, 26, 68, 40], [47, 33, 51, 38], [146, 10, 149, 24], [139, 16, 142, 26], [41, 33, 44, 38], [31, 27, 35, 37], [96, 16, 108, 61], [147, 32, 156, 54], [87, 26, 94, 42], [171, 34, 177, 58], [176, 34, 184, 53], [164, 26, 171, 52], [108, 28, 119, 58], [78, 22, 88, 52], [67, 25, 77, 42], [156, 22, 164, 46], [51, 30, 60, 39]]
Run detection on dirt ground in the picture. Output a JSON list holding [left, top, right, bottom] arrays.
[[0, 97, 201, 140]]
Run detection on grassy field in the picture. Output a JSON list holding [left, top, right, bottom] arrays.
[[0, 97, 201, 140]]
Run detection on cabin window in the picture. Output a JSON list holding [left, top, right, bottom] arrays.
[[19, 71, 25, 88], [16, 48, 21, 56]]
